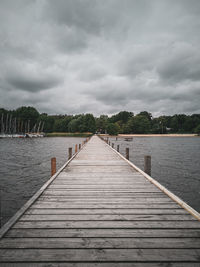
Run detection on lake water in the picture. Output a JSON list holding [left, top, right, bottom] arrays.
[[0, 136, 200, 227], [0, 137, 85, 226]]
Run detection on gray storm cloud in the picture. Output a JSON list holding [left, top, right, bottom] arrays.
[[0, 0, 200, 115]]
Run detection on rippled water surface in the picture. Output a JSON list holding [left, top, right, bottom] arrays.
[[0, 136, 200, 227], [0, 137, 84, 226]]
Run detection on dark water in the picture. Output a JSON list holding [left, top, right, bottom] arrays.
[[109, 137, 200, 212], [0, 137, 84, 226]]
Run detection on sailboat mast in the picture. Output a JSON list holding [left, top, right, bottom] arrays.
[[37, 121, 41, 133], [1, 114, 4, 134], [5, 113, 9, 134]]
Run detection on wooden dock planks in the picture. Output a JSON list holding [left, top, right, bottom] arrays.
[[0, 135, 200, 266]]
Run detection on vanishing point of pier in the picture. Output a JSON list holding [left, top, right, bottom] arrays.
[[0, 135, 200, 265]]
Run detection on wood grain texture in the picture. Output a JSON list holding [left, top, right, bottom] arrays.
[[6, 228, 200, 238], [0, 248, 200, 262]]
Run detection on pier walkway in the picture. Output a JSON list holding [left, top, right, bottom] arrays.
[[0, 135, 200, 266]]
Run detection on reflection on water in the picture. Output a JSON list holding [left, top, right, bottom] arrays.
[[109, 137, 200, 212], [0, 137, 84, 226]]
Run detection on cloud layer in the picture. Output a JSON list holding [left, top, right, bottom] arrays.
[[0, 0, 200, 116]]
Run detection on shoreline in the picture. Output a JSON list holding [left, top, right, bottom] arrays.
[[100, 134, 198, 137]]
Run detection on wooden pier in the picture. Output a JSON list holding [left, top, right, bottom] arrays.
[[0, 135, 200, 266]]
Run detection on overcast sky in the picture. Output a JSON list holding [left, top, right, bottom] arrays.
[[0, 0, 200, 116]]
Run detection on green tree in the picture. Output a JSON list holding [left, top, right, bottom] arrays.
[[109, 111, 133, 124], [194, 124, 200, 134], [16, 106, 39, 130], [68, 118, 79, 132], [82, 114, 96, 133], [138, 111, 152, 121], [126, 115, 151, 134], [106, 123, 120, 135], [96, 115, 108, 133]]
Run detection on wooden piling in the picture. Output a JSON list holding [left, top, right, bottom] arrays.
[[112, 143, 114, 148], [75, 144, 78, 153], [68, 147, 72, 160], [51, 157, 56, 176], [126, 148, 129, 160], [144, 155, 151, 175], [79, 144, 81, 150], [117, 144, 119, 152]]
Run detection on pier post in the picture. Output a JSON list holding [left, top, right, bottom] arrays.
[[117, 145, 119, 152], [144, 155, 151, 176], [126, 148, 129, 160], [116, 137, 118, 141], [68, 147, 72, 160], [75, 144, 78, 153], [79, 144, 81, 150], [51, 157, 56, 176], [112, 143, 114, 148]]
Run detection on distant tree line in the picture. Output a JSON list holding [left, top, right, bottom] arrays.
[[1, 107, 200, 135]]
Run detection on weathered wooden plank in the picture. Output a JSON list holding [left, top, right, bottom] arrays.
[[20, 214, 195, 221], [13, 220, 200, 229], [37, 197, 173, 202], [45, 188, 160, 191], [25, 208, 188, 215], [31, 203, 180, 209], [70, 160, 128, 165], [7, 228, 200, 238], [43, 189, 162, 195], [65, 166, 136, 172], [35, 199, 174, 204], [1, 263, 200, 267], [40, 193, 169, 200], [1, 237, 200, 249], [48, 184, 158, 191], [0, 248, 200, 262], [52, 181, 150, 185]]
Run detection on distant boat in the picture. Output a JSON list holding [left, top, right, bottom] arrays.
[[124, 137, 133, 141], [25, 133, 44, 138], [0, 134, 26, 138]]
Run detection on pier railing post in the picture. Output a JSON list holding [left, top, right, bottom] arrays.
[[68, 147, 72, 160], [112, 143, 114, 148], [117, 145, 119, 152], [79, 144, 81, 150], [75, 144, 78, 153], [126, 148, 129, 160], [144, 155, 151, 176], [51, 157, 56, 176]]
